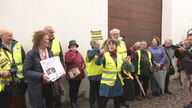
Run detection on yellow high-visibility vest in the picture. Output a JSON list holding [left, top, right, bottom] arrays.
[[85, 49, 102, 76], [101, 52, 124, 86], [117, 41, 127, 59], [136, 50, 152, 75], [0, 48, 13, 92], [51, 39, 61, 57], [13, 43, 24, 79]]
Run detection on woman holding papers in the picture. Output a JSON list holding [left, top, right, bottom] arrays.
[[23, 30, 62, 108]]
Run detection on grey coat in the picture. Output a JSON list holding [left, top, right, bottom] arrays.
[[163, 45, 175, 66], [22, 46, 54, 108]]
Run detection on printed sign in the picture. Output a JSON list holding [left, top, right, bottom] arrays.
[[90, 30, 103, 40]]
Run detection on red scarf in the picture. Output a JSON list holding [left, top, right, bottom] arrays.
[[109, 51, 117, 58]]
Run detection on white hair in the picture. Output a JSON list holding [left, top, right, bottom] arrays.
[[110, 28, 120, 35], [164, 39, 173, 43], [134, 41, 141, 47]]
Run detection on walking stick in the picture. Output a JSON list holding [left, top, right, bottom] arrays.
[[135, 75, 146, 96]]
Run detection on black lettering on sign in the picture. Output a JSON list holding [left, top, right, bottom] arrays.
[[0, 58, 9, 66]]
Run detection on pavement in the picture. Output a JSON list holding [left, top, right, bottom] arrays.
[[26, 77, 192, 108]]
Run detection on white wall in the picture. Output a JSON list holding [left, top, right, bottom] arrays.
[[162, 0, 192, 44], [0, 0, 108, 101], [0, 0, 108, 53], [162, 0, 192, 79]]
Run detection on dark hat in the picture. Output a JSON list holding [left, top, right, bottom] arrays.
[[68, 40, 79, 49]]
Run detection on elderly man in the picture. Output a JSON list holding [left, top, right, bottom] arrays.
[[1, 29, 26, 108], [102, 28, 127, 59], [132, 40, 153, 99], [110, 28, 127, 59], [163, 39, 176, 94], [43, 26, 64, 65], [43, 26, 65, 107], [0, 37, 17, 108]]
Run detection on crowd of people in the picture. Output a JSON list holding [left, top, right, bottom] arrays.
[[0, 27, 192, 108]]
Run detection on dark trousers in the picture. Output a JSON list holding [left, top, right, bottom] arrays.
[[99, 96, 121, 108], [165, 72, 170, 92], [6, 81, 27, 108], [135, 76, 149, 96], [43, 83, 63, 108], [69, 80, 81, 103], [7, 93, 26, 108], [0, 91, 9, 108], [123, 79, 135, 100], [43, 84, 55, 108], [89, 80, 100, 107]]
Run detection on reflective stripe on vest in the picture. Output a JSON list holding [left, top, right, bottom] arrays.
[[85, 49, 102, 76], [101, 52, 124, 86], [0, 77, 12, 91], [102, 71, 117, 74], [136, 50, 152, 75], [0, 80, 11, 84], [13, 43, 24, 79], [101, 78, 116, 81], [51, 39, 61, 57], [117, 41, 127, 59], [0, 48, 13, 91]]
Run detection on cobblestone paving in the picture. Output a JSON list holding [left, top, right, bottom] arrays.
[[68, 79, 192, 108], [27, 79, 192, 108]]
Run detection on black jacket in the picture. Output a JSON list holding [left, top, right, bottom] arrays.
[[22, 46, 54, 107], [175, 45, 192, 73], [132, 50, 153, 76], [0, 40, 18, 75]]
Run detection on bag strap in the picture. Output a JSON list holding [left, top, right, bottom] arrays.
[[164, 48, 173, 67]]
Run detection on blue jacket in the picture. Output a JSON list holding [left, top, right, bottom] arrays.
[[148, 45, 167, 65]]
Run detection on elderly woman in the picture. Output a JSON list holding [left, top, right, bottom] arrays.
[[23, 30, 62, 108], [148, 37, 167, 96], [86, 40, 102, 108], [65, 40, 85, 108], [95, 39, 125, 108], [163, 39, 176, 94]]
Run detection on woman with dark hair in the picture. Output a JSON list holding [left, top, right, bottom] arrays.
[[23, 30, 63, 108], [96, 39, 125, 108], [148, 37, 167, 96]]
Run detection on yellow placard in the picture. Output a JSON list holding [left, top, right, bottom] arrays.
[[90, 30, 103, 40]]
